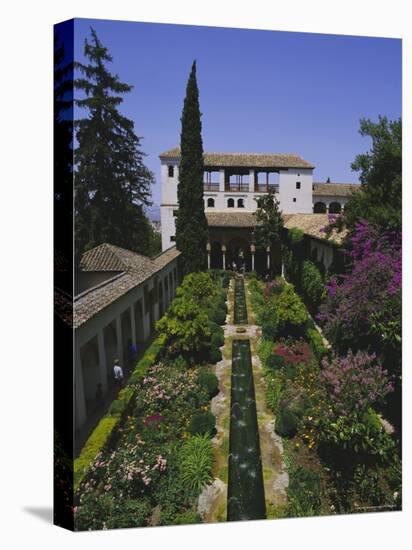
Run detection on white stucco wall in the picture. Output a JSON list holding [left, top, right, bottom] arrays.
[[278, 168, 313, 213]]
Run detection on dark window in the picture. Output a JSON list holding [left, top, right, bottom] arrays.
[[293, 198, 296, 202], [207, 198, 215, 208], [170, 235, 176, 242], [237, 198, 244, 208], [168, 165, 174, 178], [173, 209, 178, 217], [227, 198, 235, 208], [296, 181, 301, 189]]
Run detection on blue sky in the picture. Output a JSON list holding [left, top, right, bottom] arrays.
[[74, 18, 402, 206]]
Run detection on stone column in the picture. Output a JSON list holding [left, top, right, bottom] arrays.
[[326, 203, 330, 213], [251, 243, 255, 272], [219, 169, 225, 192], [206, 242, 211, 270], [249, 169, 255, 192], [266, 245, 271, 270], [97, 330, 108, 393], [222, 244, 226, 270], [115, 315, 124, 365]]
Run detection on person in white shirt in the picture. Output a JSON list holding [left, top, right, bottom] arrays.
[[113, 359, 124, 387]]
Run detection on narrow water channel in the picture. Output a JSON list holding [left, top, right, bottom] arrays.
[[227, 278, 266, 521]]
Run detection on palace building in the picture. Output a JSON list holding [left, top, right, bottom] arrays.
[[159, 147, 358, 272]]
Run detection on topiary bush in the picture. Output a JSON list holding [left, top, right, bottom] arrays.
[[211, 330, 224, 348], [208, 344, 222, 364], [274, 284, 308, 337], [198, 370, 219, 399], [189, 410, 216, 437], [276, 407, 300, 437]]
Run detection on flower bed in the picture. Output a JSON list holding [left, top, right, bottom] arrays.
[[74, 272, 226, 530], [249, 276, 401, 516]]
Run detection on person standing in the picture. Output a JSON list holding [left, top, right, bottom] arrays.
[[113, 359, 124, 387]]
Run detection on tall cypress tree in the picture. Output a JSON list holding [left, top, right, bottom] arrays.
[[175, 61, 208, 274], [74, 28, 153, 260]]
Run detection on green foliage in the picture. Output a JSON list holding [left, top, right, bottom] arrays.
[[288, 228, 304, 246], [253, 187, 284, 253], [175, 61, 208, 274], [286, 466, 321, 517], [188, 410, 216, 437], [346, 116, 402, 233], [274, 284, 308, 336], [106, 499, 152, 529], [74, 417, 118, 491], [180, 434, 213, 492], [260, 306, 279, 341], [156, 297, 211, 358], [198, 370, 219, 398], [74, 28, 153, 259], [208, 344, 222, 364], [176, 272, 216, 306], [301, 260, 325, 308], [172, 511, 202, 525], [306, 327, 327, 360], [276, 407, 300, 438], [74, 335, 164, 491], [211, 330, 224, 348]]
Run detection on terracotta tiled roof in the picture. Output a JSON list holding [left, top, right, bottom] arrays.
[[74, 245, 180, 329], [206, 211, 346, 245], [284, 213, 347, 245], [313, 182, 360, 197], [160, 147, 314, 169]]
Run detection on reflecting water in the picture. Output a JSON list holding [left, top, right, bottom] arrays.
[[227, 278, 266, 521]]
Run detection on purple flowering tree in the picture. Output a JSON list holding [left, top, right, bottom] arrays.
[[318, 221, 401, 377]]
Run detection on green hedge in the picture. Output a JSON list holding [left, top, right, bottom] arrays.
[[74, 334, 165, 492]]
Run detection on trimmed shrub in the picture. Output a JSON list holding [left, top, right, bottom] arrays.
[[211, 330, 224, 348], [276, 407, 300, 437], [198, 370, 219, 399], [301, 260, 324, 309], [306, 327, 326, 360], [189, 410, 216, 437], [207, 305, 226, 325], [208, 344, 222, 364], [274, 284, 308, 337]]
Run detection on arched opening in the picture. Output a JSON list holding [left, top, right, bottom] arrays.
[[104, 322, 118, 388], [211, 241, 223, 269], [134, 299, 145, 346], [237, 198, 244, 208], [227, 198, 235, 208], [80, 336, 100, 415], [207, 197, 215, 208], [121, 309, 132, 367], [329, 201, 342, 214], [314, 201, 327, 213], [158, 281, 164, 318], [227, 238, 251, 272]]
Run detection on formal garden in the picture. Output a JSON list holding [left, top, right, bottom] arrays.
[[74, 271, 231, 529]]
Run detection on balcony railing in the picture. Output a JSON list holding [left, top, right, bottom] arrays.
[[254, 184, 279, 193], [203, 182, 220, 191], [224, 183, 250, 192]]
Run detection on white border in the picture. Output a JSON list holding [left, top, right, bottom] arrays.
[[0, 1, 410, 549]]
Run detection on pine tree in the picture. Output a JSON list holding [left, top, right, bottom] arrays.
[[175, 61, 208, 274], [74, 28, 153, 260]]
